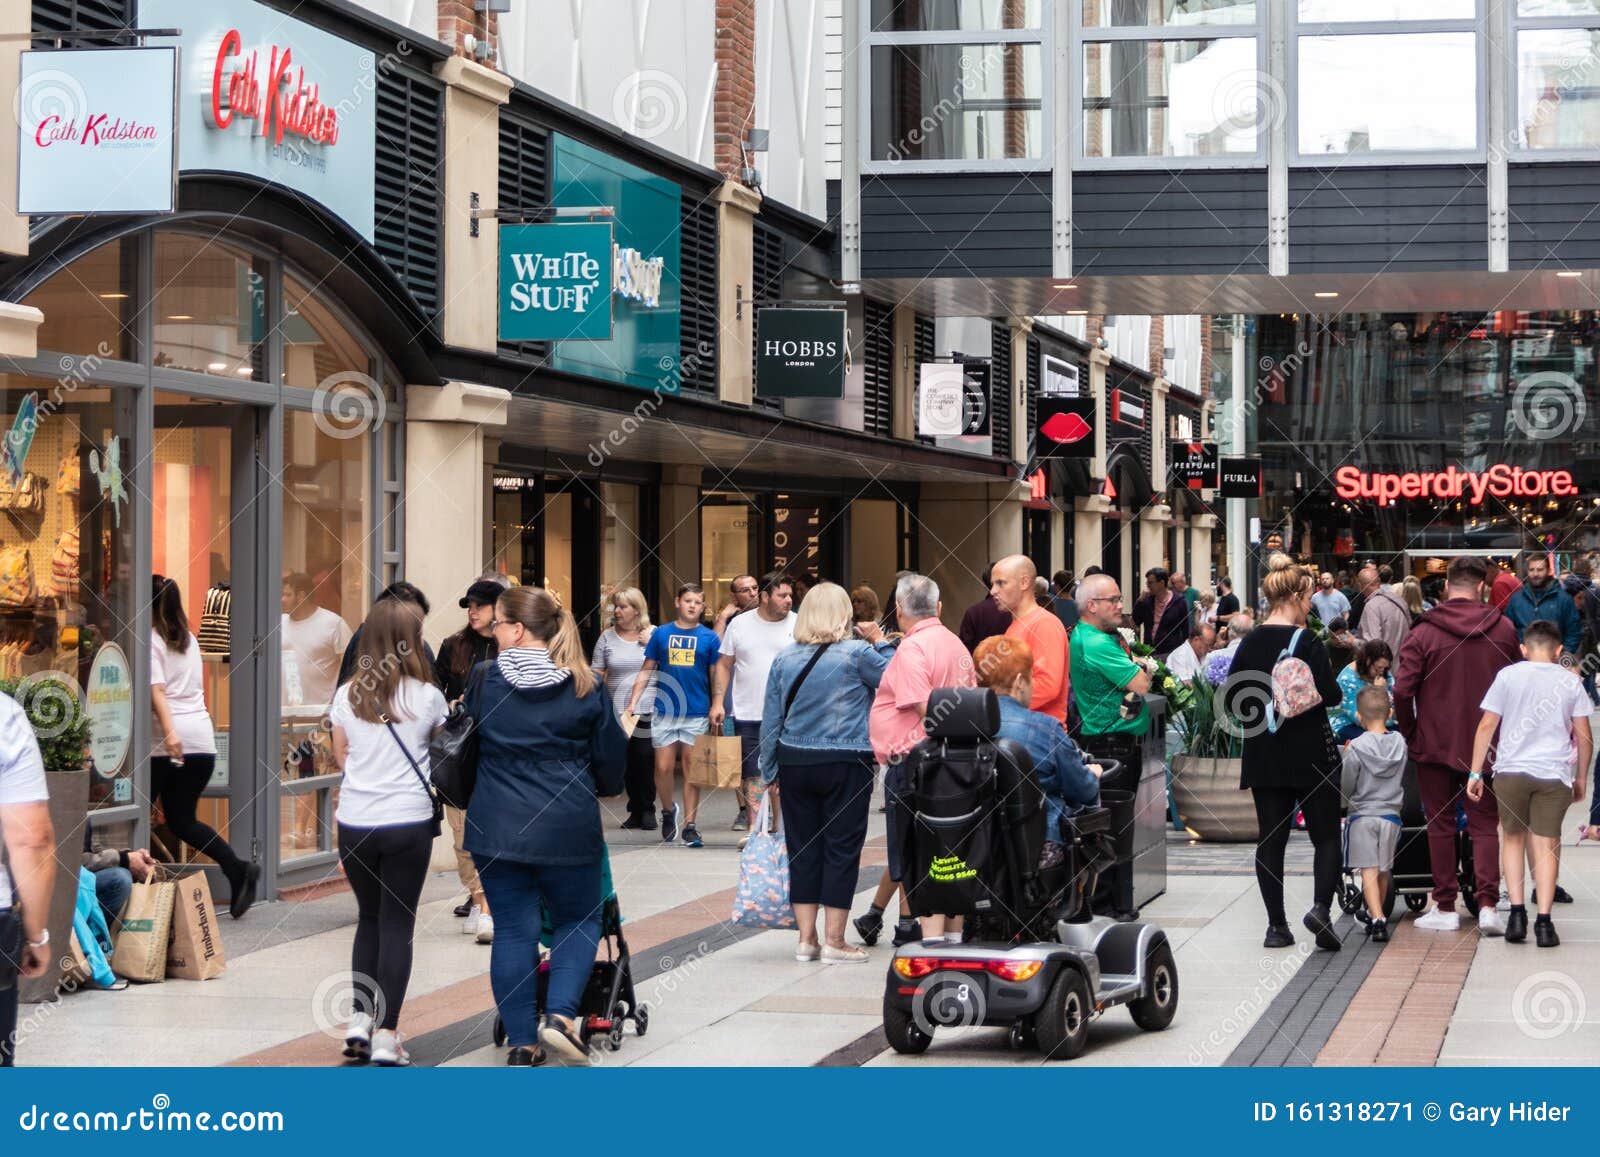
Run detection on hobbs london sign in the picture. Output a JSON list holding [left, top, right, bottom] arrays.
[[16, 47, 178, 215], [756, 309, 848, 398], [498, 222, 615, 342]]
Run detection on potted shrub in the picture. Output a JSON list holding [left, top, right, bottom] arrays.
[[2, 675, 92, 1002], [1168, 661, 1259, 843]]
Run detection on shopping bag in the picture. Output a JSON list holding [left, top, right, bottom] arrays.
[[730, 794, 796, 929], [686, 732, 742, 789], [110, 875, 177, 983], [166, 871, 226, 981]]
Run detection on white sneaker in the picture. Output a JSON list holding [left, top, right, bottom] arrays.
[[1478, 907, 1505, 937], [342, 1012, 373, 1061], [462, 905, 482, 935], [370, 1028, 410, 1067], [1415, 906, 1461, 932], [475, 914, 495, 944]]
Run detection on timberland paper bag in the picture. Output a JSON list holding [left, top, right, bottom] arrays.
[[166, 871, 226, 981]]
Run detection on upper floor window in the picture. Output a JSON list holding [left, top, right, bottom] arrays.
[[866, 0, 1048, 169], [1513, 1, 1600, 153], [1076, 1, 1264, 165]]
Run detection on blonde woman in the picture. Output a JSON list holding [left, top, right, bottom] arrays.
[[1401, 575, 1429, 624], [758, 583, 895, 963], [591, 587, 656, 829], [466, 587, 626, 1066]]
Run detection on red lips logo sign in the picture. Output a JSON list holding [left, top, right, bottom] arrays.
[[1040, 411, 1091, 444]]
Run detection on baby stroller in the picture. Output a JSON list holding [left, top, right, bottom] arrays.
[[490, 847, 648, 1057], [882, 688, 1178, 1061], [1337, 759, 1478, 922]]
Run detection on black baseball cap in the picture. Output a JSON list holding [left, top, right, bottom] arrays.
[[459, 579, 505, 608]]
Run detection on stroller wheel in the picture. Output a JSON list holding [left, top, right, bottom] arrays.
[[1336, 882, 1360, 916], [492, 1016, 506, 1048], [633, 1005, 649, 1038], [1404, 892, 1428, 913]]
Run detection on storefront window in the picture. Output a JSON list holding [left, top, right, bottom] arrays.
[[0, 376, 137, 811], [492, 472, 539, 585], [702, 497, 757, 612], [600, 482, 642, 610], [152, 233, 268, 380], [26, 236, 134, 362], [544, 489, 573, 607], [282, 273, 373, 392]]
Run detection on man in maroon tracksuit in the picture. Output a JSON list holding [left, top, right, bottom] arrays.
[[1392, 556, 1521, 932]]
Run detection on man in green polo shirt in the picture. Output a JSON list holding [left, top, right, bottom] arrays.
[[1071, 573, 1151, 737]]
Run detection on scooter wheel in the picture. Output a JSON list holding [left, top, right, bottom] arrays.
[[1035, 967, 1092, 1060], [1008, 1020, 1037, 1051], [882, 995, 933, 1055], [1128, 940, 1179, 1032]]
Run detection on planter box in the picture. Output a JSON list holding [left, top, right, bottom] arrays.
[[19, 767, 89, 1004], [1170, 754, 1257, 843]]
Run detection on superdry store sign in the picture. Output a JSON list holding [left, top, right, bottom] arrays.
[[16, 47, 178, 215], [144, 0, 377, 240], [1334, 465, 1580, 507]]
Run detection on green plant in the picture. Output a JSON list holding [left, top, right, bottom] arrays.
[[1, 676, 91, 772], [1170, 672, 1244, 759]]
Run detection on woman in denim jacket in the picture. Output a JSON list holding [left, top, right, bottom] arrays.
[[759, 582, 895, 963]]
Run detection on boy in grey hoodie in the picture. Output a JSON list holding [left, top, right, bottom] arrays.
[[1341, 686, 1407, 942]]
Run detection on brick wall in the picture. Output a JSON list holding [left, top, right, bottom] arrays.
[[1200, 317, 1214, 398], [1147, 315, 1166, 377], [715, 0, 758, 180], [1085, 315, 1105, 347], [439, 0, 498, 59]]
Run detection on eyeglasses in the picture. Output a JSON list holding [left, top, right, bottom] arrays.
[[1086, 594, 1124, 605]]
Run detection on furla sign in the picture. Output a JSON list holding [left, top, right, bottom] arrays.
[[756, 309, 848, 398]]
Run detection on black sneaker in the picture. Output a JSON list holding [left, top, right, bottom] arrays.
[[682, 823, 703, 848], [453, 896, 474, 918], [620, 813, 648, 830], [1263, 924, 1295, 949], [1535, 917, 1560, 948], [507, 1046, 543, 1067], [230, 863, 260, 920], [1506, 907, 1528, 943], [854, 909, 884, 946], [660, 806, 677, 843], [1369, 919, 1389, 943], [1303, 905, 1342, 952], [891, 917, 923, 946]]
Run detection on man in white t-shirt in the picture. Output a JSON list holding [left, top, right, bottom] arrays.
[[711, 571, 796, 830], [0, 691, 55, 1067], [1468, 620, 1593, 947], [281, 572, 354, 709], [1165, 622, 1216, 683]]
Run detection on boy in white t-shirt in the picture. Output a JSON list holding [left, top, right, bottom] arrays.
[[1469, 619, 1593, 947]]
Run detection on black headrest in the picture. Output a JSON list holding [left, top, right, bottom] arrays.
[[925, 687, 1000, 740]]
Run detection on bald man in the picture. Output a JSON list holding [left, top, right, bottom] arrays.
[[990, 555, 1071, 724]]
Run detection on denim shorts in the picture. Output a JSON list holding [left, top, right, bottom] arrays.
[[651, 715, 709, 749]]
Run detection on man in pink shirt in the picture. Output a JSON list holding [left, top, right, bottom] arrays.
[[862, 574, 976, 947]]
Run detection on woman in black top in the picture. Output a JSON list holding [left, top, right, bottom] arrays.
[[1225, 555, 1344, 951]]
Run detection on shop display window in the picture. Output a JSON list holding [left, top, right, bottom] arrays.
[[152, 233, 268, 381], [26, 236, 134, 362], [0, 376, 137, 810]]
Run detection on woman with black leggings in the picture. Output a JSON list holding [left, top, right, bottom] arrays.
[[1225, 555, 1345, 951], [329, 598, 448, 1066], [149, 576, 257, 917]]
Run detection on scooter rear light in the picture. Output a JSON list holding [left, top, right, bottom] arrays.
[[989, 959, 1043, 982], [893, 957, 940, 979]]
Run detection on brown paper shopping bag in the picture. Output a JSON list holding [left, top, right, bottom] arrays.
[[111, 875, 177, 983], [166, 871, 226, 981], [686, 732, 743, 789]]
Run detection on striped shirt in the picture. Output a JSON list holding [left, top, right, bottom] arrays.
[[497, 647, 572, 690]]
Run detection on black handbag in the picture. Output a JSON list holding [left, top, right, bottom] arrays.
[[382, 717, 444, 839], [0, 841, 23, 991], [430, 662, 486, 810]]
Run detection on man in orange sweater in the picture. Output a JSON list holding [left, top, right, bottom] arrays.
[[989, 554, 1070, 724]]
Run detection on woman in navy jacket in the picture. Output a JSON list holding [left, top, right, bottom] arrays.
[[465, 586, 625, 1066]]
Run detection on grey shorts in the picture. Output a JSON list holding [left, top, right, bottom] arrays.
[[1345, 815, 1400, 871]]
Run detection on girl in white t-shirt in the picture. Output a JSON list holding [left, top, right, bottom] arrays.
[[150, 576, 257, 918], [329, 598, 447, 1067]]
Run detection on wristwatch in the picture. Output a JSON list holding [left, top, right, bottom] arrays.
[[26, 927, 48, 949], [1468, 772, 1483, 780]]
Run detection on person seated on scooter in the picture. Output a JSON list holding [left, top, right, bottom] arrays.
[[973, 637, 1102, 870], [1340, 686, 1406, 943]]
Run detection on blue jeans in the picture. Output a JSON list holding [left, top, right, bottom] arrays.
[[475, 857, 601, 1046], [95, 867, 133, 928], [0, 981, 14, 1068]]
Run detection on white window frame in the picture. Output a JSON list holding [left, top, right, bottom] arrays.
[[1507, 2, 1600, 160], [1289, 2, 1487, 165], [860, 3, 1053, 174], [1071, 3, 1266, 170]]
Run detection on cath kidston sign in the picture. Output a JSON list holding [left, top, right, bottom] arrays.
[[16, 47, 177, 215]]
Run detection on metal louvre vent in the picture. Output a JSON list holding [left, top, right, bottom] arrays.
[[677, 195, 719, 396], [35, 0, 128, 42], [497, 113, 550, 362], [1026, 335, 1041, 459], [750, 219, 785, 409], [914, 313, 936, 444], [862, 298, 894, 438], [990, 321, 1013, 461], [374, 67, 443, 326]]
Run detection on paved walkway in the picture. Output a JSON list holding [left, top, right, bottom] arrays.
[[13, 786, 1600, 1068]]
